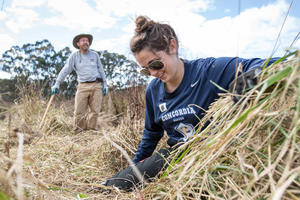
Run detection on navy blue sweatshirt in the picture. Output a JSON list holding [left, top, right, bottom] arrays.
[[132, 57, 277, 163]]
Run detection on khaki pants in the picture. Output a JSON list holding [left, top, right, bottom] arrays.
[[74, 82, 103, 131]]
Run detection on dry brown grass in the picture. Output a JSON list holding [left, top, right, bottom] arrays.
[[0, 51, 299, 199], [0, 85, 150, 199]]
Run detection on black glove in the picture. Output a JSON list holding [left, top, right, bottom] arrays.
[[229, 67, 262, 103], [104, 148, 171, 191]]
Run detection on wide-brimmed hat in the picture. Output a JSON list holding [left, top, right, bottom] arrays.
[[73, 33, 93, 49]]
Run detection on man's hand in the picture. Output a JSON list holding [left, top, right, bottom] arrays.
[[102, 86, 108, 96], [229, 67, 262, 103], [51, 85, 59, 95]]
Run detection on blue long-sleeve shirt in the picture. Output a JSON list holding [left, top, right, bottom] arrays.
[[132, 57, 278, 163]]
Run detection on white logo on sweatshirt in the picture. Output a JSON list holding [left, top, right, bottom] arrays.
[[191, 80, 199, 87], [159, 103, 167, 112], [175, 123, 195, 141]]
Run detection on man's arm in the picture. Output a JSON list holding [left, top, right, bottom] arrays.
[[51, 54, 75, 94], [54, 54, 75, 88], [96, 54, 107, 88]]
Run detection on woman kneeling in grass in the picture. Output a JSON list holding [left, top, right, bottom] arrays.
[[100, 15, 278, 191]]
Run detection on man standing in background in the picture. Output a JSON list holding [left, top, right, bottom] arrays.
[[51, 33, 107, 133]]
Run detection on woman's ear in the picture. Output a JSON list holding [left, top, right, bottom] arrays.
[[168, 39, 178, 55]]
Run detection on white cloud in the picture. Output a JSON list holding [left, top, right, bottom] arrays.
[[42, 0, 212, 34], [93, 0, 213, 18], [178, 0, 300, 58], [93, 0, 210, 34], [4, 7, 40, 33], [11, 0, 46, 8], [0, 70, 11, 79], [0, 11, 7, 20], [0, 0, 299, 60], [0, 34, 14, 78], [90, 0, 213, 58], [89, 0, 300, 58], [44, 0, 118, 31], [0, 0, 44, 33], [0, 34, 14, 56], [93, 34, 132, 57]]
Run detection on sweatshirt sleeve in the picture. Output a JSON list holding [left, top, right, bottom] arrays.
[[96, 54, 107, 87], [132, 86, 164, 164], [205, 57, 278, 92], [54, 53, 75, 87]]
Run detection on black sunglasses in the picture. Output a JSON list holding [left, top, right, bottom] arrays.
[[140, 59, 164, 76]]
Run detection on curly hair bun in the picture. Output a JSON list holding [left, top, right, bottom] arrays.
[[135, 16, 154, 34]]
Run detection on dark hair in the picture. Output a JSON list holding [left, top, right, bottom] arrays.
[[130, 16, 179, 55]]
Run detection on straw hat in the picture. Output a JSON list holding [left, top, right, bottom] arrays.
[[72, 33, 93, 49]]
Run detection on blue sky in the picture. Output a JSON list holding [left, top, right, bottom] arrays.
[[0, 0, 299, 78]]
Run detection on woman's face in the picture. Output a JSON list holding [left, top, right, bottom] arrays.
[[135, 41, 178, 83]]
